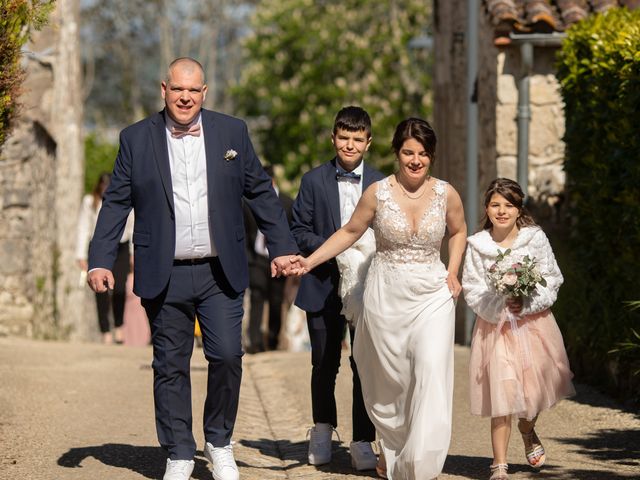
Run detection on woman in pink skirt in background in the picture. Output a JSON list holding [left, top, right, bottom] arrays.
[[462, 178, 575, 480]]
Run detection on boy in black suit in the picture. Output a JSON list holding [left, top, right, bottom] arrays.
[[291, 106, 384, 471]]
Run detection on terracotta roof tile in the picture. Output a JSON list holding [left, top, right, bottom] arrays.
[[485, 0, 640, 45]]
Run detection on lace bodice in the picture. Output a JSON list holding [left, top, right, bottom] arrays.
[[372, 176, 447, 266]]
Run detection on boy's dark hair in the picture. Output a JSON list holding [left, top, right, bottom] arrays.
[[333, 106, 372, 137]]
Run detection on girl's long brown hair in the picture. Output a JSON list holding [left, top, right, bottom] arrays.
[[480, 178, 537, 231]]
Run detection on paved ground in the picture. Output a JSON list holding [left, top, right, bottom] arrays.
[[0, 336, 638, 480]]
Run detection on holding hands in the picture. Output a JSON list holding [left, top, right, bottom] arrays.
[[286, 255, 312, 276], [270, 255, 308, 277]]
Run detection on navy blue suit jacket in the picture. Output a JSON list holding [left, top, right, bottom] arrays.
[[292, 159, 384, 313], [88, 109, 297, 299]]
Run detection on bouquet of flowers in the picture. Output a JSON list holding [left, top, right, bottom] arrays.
[[487, 249, 546, 298]]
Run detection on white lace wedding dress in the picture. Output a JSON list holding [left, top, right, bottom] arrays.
[[352, 176, 455, 480]]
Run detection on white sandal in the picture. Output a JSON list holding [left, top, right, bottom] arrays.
[[489, 463, 508, 480]]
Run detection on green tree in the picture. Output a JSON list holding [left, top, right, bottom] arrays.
[[80, 0, 256, 129], [83, 133, 118, 193], [232, 0, 431, 180], [0, 0, 54, 149]]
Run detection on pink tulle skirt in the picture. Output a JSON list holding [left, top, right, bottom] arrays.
[[469, 309, 575, 420]]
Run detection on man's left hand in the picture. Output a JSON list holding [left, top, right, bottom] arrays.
[[271, 255, 303, 277]]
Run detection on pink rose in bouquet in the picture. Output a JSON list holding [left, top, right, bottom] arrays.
[[487, 249, 546, 298], [502, 271, 518, 286]]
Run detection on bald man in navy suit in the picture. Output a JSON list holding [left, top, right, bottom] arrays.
[[88, 57, 298, 480]]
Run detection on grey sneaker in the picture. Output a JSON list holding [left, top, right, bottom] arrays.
[[307, 422, 338, 465], [204, 442, 239, 480], [163, 459, 195, 480], [350, 440, 377, 471]]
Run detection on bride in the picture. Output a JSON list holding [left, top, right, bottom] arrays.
[[290, 118, 467, 479]]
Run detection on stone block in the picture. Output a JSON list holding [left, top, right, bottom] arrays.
[[496, 104, 517, 156], [0, 239, 29, 274], [3, 189, 31, 208], [529, 164, 566, 203], [529, 105, 564, 157], [497, 156, 517, 179], [497, 73, 518, 105], [531, 74, 563, 106]]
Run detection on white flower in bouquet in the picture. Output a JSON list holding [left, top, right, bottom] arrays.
[[487, 249, 546, 298]]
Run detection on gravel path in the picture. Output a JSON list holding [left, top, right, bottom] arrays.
[[0, 337, 638, 479]]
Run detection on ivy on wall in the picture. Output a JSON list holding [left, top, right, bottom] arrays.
[[556, 7, 640, 400], [0, 0, 54, 149]]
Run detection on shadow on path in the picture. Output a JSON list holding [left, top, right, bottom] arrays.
[[570, 384, 640, 420], [555, 427, 640, 468], [443, 453, 638, 479], [442, 454, 491, 479], [240, 438, 376, 477], [532, 468, 638, 479], [58, 439, 638, 479], [57, 444, 211, 480]]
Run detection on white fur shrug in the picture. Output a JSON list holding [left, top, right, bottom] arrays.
[[462, 226, 563, 324]]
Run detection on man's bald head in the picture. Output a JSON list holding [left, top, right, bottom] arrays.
[[166, 57, 206, 84]]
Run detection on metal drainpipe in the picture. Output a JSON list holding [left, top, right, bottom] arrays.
[[465, 0, 479, 345], [509, 33, 566, 198], [517, 41, 533, 195]]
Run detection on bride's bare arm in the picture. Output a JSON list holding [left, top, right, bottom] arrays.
[[445, 185, 467, 298], [293, 183, 377, 273]]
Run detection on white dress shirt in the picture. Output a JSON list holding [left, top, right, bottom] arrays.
[[337, 161, 364, 227], [165, 113, 216, 259]]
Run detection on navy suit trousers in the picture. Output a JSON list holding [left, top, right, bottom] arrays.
[[306, 298, 376, 442], [142, 257, 244, 460]]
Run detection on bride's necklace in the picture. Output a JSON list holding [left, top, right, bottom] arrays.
[[396, 175, 429, 200]]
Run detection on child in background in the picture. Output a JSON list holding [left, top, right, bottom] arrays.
[[462, 178, 575, 480]]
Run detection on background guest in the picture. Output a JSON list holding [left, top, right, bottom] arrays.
[[76, 172, 132, 344], [243, 165, 294, 353]]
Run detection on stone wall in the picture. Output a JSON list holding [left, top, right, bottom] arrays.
[[434, 1, 567, 222], [495, 47, 566, 219], [0, 121, 56, 336], [433, 0, 568, 344], [0, 0, 93, 340]]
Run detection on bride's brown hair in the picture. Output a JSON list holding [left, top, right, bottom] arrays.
[[480, 178, 537, 230], [391, 117, 436, 163]]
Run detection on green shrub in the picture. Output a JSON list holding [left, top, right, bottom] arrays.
[[556, 7, 640, 402], [0, 0, 54, 149], [84, 133, 118, 193]]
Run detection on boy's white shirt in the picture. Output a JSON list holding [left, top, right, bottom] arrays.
[[462, 226, 564, 323]]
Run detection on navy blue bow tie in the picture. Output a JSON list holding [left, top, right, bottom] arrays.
[[336, 169, 361, 181]]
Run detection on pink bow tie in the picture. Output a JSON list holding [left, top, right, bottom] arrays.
[[170, 123, 201, 138]]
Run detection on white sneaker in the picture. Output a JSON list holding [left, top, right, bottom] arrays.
[[350, 441, 377, 471], [163, 459, 195, 480], [307, 422, 337, 465], [204, 442, 239, 480]]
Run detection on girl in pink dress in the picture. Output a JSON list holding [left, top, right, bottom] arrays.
[[462, 178, 575, 480]]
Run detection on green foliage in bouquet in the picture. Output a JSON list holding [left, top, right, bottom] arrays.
[[0, 0, 54, 150], [487, 249, 546, 299], [555, 7, 640, 401]]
